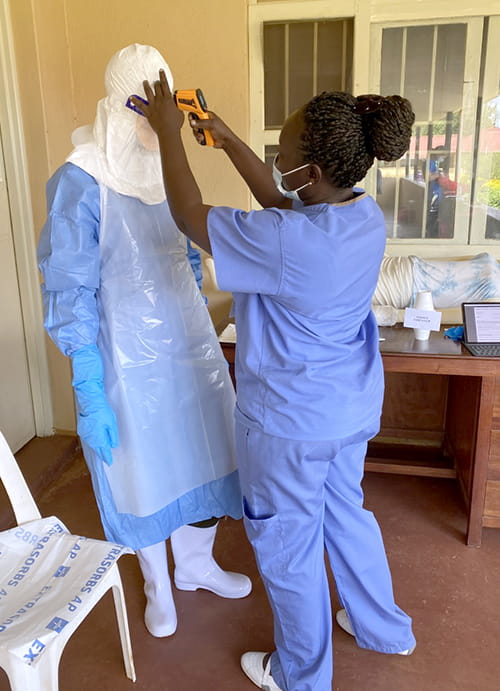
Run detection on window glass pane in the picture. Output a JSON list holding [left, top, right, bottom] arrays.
[[264, 24, 286, 128], [264, 144, 279, 169], [471, 18, 500, 242], [380, 28, 403, 95], [289, 22, 315, 114], [477, 90, 500, 239], [317, 20, 353, 93], [422, 137, 458, 239], [378, 158, 414, 238], [404, 26, 434, 121], [379, 23, 467, 241], [264, 19, 354, 128], [433, 25, 466, 120]]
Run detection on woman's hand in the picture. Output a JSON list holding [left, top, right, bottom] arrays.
[[188, 111, 236, 150], [131, 69, 184, 137]]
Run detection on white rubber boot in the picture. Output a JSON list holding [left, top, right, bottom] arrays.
[[170, 524, 252, 598], [136, 541, 177, 637]]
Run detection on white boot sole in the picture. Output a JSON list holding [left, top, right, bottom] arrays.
[[174, 576, 252, 598], [143, 583, 178, 637], [144, 600, 177, 637], [144, 617, 177, 638]]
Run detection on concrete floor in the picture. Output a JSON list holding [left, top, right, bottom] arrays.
[[1, 436, 500, 690]]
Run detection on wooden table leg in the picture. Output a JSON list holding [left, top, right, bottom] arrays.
[[466, 376, 495, 547]]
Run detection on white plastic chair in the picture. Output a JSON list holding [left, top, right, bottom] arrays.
[[0, 431, 136, 690]]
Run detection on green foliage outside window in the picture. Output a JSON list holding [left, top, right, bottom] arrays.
[[476, 154, 500, 210], [420, 113, 461, 136], [478, 179, 500, 210]]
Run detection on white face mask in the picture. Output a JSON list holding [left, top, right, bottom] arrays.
[[272, 155, 312, 201]]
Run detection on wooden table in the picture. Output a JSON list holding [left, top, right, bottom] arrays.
[[219, 324, 500, 547]]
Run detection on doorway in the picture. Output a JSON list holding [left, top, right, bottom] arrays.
[[0, 126, 36, 450], [0, 0, 52, 451]]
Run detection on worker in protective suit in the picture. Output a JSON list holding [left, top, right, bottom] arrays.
[[37, 43, 251, 638]]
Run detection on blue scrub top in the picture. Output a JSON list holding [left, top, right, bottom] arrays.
[[208, 193, 386, 440]]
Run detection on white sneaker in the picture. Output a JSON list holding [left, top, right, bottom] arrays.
[[335, 609, 415, 656], [241, 652, 283, 691]]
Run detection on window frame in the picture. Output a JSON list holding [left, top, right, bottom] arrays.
[[370, 17, 483, 254], [469, 15, 500, 246], [249, 1, 369, 208], [249, 1, 500, 257]]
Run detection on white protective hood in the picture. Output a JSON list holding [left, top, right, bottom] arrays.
[[67, 43, 173, 205]]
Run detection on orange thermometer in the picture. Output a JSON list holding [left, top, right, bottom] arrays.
[[173, 88, 214, 146]]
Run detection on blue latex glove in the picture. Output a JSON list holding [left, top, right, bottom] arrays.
[[71, 344, 119, 466], [444, 325, 464, 342], [187, 238, 208, 305]]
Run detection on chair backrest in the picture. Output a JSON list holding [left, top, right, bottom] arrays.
[[0, 431, 41, 525]]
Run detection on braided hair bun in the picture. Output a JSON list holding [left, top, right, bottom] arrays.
[[361, 94, 415, 161], [301, 91, 414, 188]]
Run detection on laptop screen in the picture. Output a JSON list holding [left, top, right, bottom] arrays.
[[463, 302, 500, 343]]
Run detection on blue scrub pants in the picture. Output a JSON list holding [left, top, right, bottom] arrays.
[[236, 421, 415, 691]]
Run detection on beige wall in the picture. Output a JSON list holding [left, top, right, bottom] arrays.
[[10, 0, 248, 432], [10, 0, 500, 432]]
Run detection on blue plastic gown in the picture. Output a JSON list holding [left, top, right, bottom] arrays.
[[38, 163, 242, 549]]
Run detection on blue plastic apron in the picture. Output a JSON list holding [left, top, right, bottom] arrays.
[[97, 186, 237, 517]]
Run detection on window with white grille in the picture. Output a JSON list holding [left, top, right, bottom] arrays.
[[262, 19, 353, 167], [250, 3, 500, 250]]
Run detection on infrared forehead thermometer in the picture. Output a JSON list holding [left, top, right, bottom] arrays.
[[125, 89, 214, 147], [173, 88, 214, 146]]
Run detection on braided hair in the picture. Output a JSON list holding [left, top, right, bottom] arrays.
[[300, 92, 415, 188]]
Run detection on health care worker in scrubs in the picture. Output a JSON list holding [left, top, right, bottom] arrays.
[[37, 44, 251, 640], [133, 73, 416, 690]]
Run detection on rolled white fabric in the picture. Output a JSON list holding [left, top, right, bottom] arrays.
[[372, 304, 398, 326], [373, 254, 414, 309]]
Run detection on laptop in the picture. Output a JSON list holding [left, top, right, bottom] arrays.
[[462, 302, 500, 356]]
